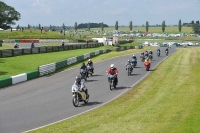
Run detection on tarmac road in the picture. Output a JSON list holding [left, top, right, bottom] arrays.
[[0, 47, 176, 133]]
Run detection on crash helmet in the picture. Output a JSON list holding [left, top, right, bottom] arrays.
[[132, 55, 135, 57], [128, 59, 130, 63], [88, 59, 91, 62], [82, 62, 85, 66], [110, 64, 115, 69], [75, 75, 81, 82]]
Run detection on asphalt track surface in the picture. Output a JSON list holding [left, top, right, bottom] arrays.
[[0, 48, 176, 133]]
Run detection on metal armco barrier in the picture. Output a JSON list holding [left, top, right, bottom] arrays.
[[0, 43, 103, 58]]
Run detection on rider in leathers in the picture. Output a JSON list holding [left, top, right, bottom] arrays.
[[80, 62, 89, 78], [125, 60, 133, 71], [87, 59, 94, 73], [107, 64, 118, 85], [74, 75, 88, 98]]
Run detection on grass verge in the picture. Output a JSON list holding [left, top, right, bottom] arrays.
[[29, 47, 200, 133]]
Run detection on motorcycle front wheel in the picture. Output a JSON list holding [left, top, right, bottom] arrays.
[[109, 82, 113, 90], [72, 96, 79, 107], [84, 95, 89, 104]]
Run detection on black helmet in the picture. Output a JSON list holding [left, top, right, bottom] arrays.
[[82, 62, 85, 66], [75, 75, 81, 82]]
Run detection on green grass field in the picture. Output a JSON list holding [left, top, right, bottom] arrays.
[[29, 47, 200, 133]]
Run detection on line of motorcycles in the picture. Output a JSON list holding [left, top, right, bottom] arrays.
[[72, 50, 169, 107]]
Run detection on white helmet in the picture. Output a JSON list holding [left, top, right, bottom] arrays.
[[133, 55, 135, 57], [110, 64, 115, 69], [88, 59, 91, 61]]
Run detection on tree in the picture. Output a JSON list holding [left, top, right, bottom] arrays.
[[192, 24, 200, 34], [28, 24, 30, 29], [87, 22, 90, 31], [146, 21, 149, 32], [101, 22, 104, 31], [74, 22, 77, 31], [115, 21, 118, 30], [129, 21, 132, 31], [39, 24, 41, 29], [0, 1, 21, 29], [196, 21, 199, 24], [162, 21, 166, 32], [191, 20, 194, 24], [62, 23, 66, 31], [178, 19, 182, 32]]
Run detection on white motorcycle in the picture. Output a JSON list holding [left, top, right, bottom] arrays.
[[71, 81, 89, 107]]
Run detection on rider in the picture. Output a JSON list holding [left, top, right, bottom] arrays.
[[87, 59, 94, 73], [157, 48, 161, 53], [74, 75, 88, 98], [149, 50, 153, 59], [31, 41, 35, 48], [14, 43, 19, 48], [125, 60, 133, 71], [80, 62, 89, 78], [107, 64, 118, 85], [61, 40, 64, 47], [165, 48, 169, 53], [144, 50, 149, 57], [132, 54, 137, 62]]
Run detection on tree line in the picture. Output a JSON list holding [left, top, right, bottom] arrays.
[[1, 1, 200, 34]]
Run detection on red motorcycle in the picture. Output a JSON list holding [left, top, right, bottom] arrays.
[[144, 62, 150, 71]]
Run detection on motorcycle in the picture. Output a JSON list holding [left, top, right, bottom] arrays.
[[87, 65, 93, 76], [107, 73, 117, 90], [140, 55, 145, 62], [144, 61, 150, 71], [14, 45, 20, 49], [126, 64, 133, 76], [157, 51, 160, 57], [149, 54, 153, 60], [131, 59, 137, 67], [165, 51, 168, 56], [80, 69, 87, 81], [71, 82, 89, 107]]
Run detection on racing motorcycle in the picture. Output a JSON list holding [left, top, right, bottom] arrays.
[[140, 54, 145, 62], [71, 82, 89, 107], [126, 64, 133, 76], [157, 51, 160, 57], [149, 54, 153, 60], [107, 72, 117, 90], [144, 61, 150, 71], [80, 69, 87, 81], [131, 58, 137, 68], [165, 51, 168, 56], [87, 65, 93, 76]]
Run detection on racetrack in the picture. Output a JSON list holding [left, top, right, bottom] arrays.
[[0, 48, 176, 133]]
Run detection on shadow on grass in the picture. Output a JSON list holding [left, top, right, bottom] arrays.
[[0, 71, 8, 76]]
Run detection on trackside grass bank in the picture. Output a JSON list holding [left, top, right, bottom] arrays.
[[29, 48, 200, 133]]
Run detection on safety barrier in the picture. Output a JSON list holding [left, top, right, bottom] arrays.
[[0, 70, 39, 89], [0, 43, 104, 58], [38, 49, 111, 76]]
